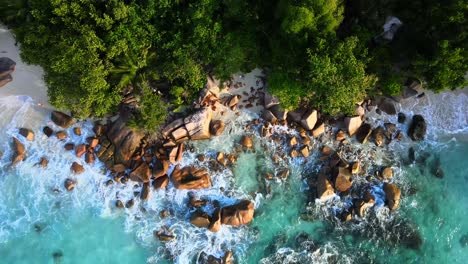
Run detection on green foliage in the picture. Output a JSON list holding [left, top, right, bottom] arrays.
[[307, 37, 376, 115], [128, 82, 167, 131], [1, 0, 466, 127]]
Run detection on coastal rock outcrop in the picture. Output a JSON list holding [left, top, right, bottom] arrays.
[[184, 107, 212, 140], [170, 165, 211, 189], [130, 162, 151, 183], [51, 111, 75, 128], [408, 115, 426, 141], [221, 200, 254, 226], [107, 117, 144, 166]]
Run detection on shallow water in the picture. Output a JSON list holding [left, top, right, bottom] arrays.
[[0, 89, 467, 264]]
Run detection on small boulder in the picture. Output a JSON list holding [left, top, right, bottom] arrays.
[[312, 122, 325, 137], [300, 110, 317, 130], [154, 228, 175, 242], [378, 98, 397, 115], [345, 116, 362, 136], [408, 115, 426, 141], [38, 157, 48, 168], [75, 144, 87, 158], [51, 111, 75, 128], [43, 126, 53, 137], [209, 120, 225, 136], [240, 135, 253, 149], [351, 162, 360, 174], [383, 183, 401, 210], [73, 127, 82, 136], [356, 123, 372, 144], [382, 167, 393, 179], [335, 129, 346, 141], [398, 113, 406, 123], [19, 128, 34, 141], [86, 137, 99, 148], [64, 178, 76, 191], [55, 131, 67, 140], [373, 126, 385, 146], [70, 162, 84, 174], [317, 174, 335, 200], [209, 208, 221, 232], [334, 167, 352, 192], [216, 152, 228, 166], [221, 200, 254, 226], [299, 145, 309, 158]]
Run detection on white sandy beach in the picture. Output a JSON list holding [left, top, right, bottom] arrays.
[[0, 25, 51, 108]]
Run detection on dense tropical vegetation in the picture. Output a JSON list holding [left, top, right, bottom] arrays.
[[0, 0, 466, 129]]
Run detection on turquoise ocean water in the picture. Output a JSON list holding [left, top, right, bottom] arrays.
[[0, 90, 467, 264]]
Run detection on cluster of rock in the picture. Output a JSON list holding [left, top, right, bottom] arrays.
[[0, 57, 15, 87]]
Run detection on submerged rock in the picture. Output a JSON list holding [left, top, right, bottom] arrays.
[[408, 115, 427, 141], [154, 227, 175, 242], [398, 112, 406, 123], [43, 126, 54, 137], [51, 111, 75, 128], [221, 200, 254, 226], [460, 234, 468, 247]]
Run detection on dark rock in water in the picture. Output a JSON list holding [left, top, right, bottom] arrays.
[[55, 131, 67, 140], [19, 128, 35, 141], [52, 250, 63, 263], [140, 182, 150, 200], [399, 223, 424, 250], [125, 199, 135, 208], [33, 223, 45, 233], [115, 200, 124, 208], [373, 126, 385, 146], [38, 157, 48, 168], [190, 210, 211, 228], [51, 111, 75, 128], [417, 92, 425, 98], [356, 123, 372, 143], [64, 179, 76, 191], [43, 126, 54, 137], [240, 135, 253, 149], [0, 57, 16, 76], [64, 143, 74, 151], [398, 112, 406, 123], [198, 252, 222, 264], [460, 234, 468, 247], [0, 74, 12, 87], [408, 115, 427, 141], [170, 165, 211, 189], [73, 127, 82, 136], [383, 183, 401, 210], [430, 156, 444, 179], [408, 147, 415, 163]]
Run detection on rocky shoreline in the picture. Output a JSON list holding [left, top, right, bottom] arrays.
[[7, 68, 437, 263]]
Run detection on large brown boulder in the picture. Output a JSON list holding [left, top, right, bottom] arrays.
[[408, 115, 426, 141], [75, 144, 87, 158], [300, 110, 318, 130], [51, 111, 75, 128], [170, 165, 211, 189], [356, 123, 372, 143], [153, 159, 169, 178], [209, 208, 221, 232], [152, 176, 169, 189], [345, 116, 362, 136], [209, 120, 225, 136], [130, 162, 151, 183], [184, 108, 212, 140], [190, 210, 211, 228], [383, 183, 401, 210], [317, 174, 335, 200], [19, 128, 34, 141], [11, 137, 26, 166], [0, 57, 15, 87], [107, 118, 144, 166], [140, 183, 151, 201], [221, 200, 254, 226]]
